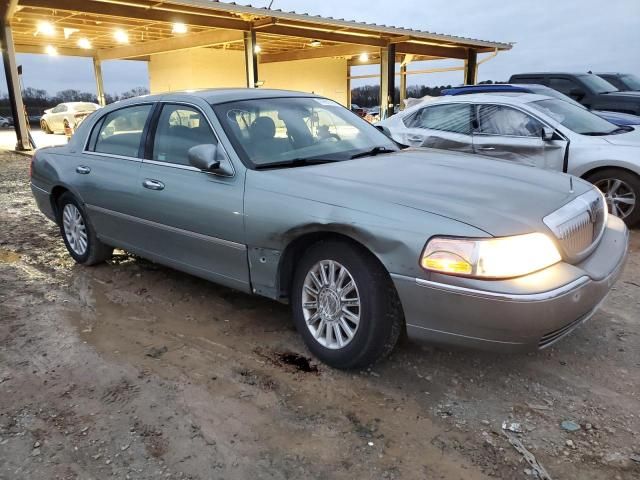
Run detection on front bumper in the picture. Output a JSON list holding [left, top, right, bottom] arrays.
[[392, 216, 629, 352]]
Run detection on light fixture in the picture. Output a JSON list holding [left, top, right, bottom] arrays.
[[172, 22, 188, 34], [254, 44, 262, 53], [113, 29, 129, 44], [359, 52, 369, 62], [36, 21, 55, 37], [45, 45, 58, 56], [308, 39, 322, 47], [77, 38, 92, 49], [63, 27, 79, 39]]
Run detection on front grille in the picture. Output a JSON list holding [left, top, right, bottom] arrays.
[[543, 189, 606, 262]]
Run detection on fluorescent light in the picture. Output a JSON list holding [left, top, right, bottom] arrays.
[[36, 21, 55, 37], [309, 39, 322, 47], [113, 29, 129, 44], [254, 44, 262, 53], [172, 22, 188, 34], [359, 52, 369, 62], [77, 38, 92, 49], [45, 45, 58, 56]]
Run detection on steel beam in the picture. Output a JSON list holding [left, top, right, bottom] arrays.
[[399, 63, 407, 110], [93, 57, 106, 106], [379, 44, 396, 120], [244, 30, 258, 88], [464, 49, 478, 85], [259, 44, 378, 64], [1, 24, 30, 150]]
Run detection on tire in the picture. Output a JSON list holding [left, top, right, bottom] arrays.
[[57, 192, 113, 265], [291, 240, 404, 369], [586, 168, 640, 227], [40, 120, 52, 134]]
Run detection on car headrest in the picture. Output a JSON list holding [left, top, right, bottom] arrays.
[[250, 116, 276, 140]]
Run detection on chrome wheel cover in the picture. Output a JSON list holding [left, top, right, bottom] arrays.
[[594, 178, 636, 219], [302, 260, 361, 350], [62, 203, 88, 256]]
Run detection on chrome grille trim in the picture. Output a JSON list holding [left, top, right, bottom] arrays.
[[543, 188, 607, 263]]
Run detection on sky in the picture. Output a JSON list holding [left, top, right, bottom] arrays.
[[1, 0, 639, 97]]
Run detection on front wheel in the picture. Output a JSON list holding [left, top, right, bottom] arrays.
[[57, 192, 113, 265], [291, 240, 403, 369], [586, 168, 640, 227], [40, 120, 52, 134]]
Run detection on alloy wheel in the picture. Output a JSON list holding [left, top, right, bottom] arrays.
[[62, 203, 88, 256], [594, 178, 636, 219], [301, 259, 361, 350]]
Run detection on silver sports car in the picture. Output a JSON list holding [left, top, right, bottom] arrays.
[[30, 89, 628, 369], [379, 92, 640, 226]]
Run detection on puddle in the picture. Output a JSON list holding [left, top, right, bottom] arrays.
[[0, 248, 21, 264]]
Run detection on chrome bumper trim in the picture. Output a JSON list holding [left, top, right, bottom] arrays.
[[412, 276, 590, 302]]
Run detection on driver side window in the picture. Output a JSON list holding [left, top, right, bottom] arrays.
[[476, 104, 543, 137]]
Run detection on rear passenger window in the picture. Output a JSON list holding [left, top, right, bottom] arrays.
[[152, 104, 217, 166], [549, 77, 581, 96], [403, 104, 472, 134], [93, 104, 152, 158]]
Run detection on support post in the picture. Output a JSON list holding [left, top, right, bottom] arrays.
[[346, 61, 352, 107], [379, 43, 396, 120], [399, 63, 407, 110], [464, 49, 478, 85], [0, 23, 30, 150], [243, 30, 259, 88], [93, 57, 106, 106]]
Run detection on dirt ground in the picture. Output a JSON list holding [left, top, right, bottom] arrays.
[[0, 150, 638, 480]]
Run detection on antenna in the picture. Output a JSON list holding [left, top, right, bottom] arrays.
[[267, 0, 275, 8], [569, 177, 574, 193]]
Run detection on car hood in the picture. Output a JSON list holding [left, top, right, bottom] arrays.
[[264, 149, 591, 237], [595, 110, 640, 126]]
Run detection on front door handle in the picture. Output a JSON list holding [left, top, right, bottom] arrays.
[[478, 146, 496, 151], [76, 165, 91, 174], [142, 179, 165, 191], [406, 135, 425, 143]]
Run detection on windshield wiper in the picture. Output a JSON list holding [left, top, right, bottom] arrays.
[[254, 158, 340, 170], [582, 126, 631, 136], [350, 146, 396, 159]]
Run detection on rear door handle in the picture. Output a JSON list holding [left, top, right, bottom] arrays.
[[478, 146, 496, 151], [143, 179, 165, 191], [76, 165, 91, 174]]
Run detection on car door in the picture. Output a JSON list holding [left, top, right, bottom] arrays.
[[75, 103, 154, 246], [133, 101, 249, 291], [472, 103, 565, 170], [399, 103, 473, 153], [48, 104, 63, 131]]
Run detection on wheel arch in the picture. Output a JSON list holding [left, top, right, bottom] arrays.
[[581, 164, 640, 182]]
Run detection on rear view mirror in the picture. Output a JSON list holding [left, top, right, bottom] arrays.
[[188, 144, 234, 176], [542, 126, 555, 141], [374, 124, 393, 138]]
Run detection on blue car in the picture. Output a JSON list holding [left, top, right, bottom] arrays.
[[442, 84, 640, 126]]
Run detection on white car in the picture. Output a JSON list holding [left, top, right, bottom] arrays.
[[40, 102, 100, 135], [379, 92, 640, 225], [0, 116, 12, 127]]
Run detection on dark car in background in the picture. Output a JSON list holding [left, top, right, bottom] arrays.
[[595, 73, 640, 92], [509, 72, 640, 116], [442, 84, 640, 126]]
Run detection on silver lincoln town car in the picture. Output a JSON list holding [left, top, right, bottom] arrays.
[[30, 89, 629, 369]]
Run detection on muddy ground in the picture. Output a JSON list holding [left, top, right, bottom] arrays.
[[0, 150, 638, 480]]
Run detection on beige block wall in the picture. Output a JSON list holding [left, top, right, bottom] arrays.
[[149, 48, 348, 105]]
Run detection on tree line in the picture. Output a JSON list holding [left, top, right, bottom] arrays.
[[0, 86, 149, 118]]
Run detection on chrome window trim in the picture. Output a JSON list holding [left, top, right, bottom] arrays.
[[86, 204, 246, 251], [83, 151, 142, 163], [412, 275, 590, 302], [144, 100, 236, 178]]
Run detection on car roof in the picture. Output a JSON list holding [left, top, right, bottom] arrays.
[[112, 88, 322, 106], [511, 72, 594, 77], [426, 92, 552, 105]]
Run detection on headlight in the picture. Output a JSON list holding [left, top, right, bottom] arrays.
[[421, 233, 562, 279]]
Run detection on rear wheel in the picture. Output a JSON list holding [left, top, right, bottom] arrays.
[[40, 120, 52, 134], [586, 168, 640, 227], [291, 240, 403, 369], [57, 192, 112, 265]]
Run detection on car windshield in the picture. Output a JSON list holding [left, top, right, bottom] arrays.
[[212, 97, 397, 168], [578, 74, 618, 94], [530, 98, 619, 135], [619, 74, 640, 90]]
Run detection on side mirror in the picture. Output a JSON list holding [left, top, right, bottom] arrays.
[[374, 124, 393, 139], [188, 144, 233, 176], [569, 88, 585, 101], [542, 126, 555, 141]]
